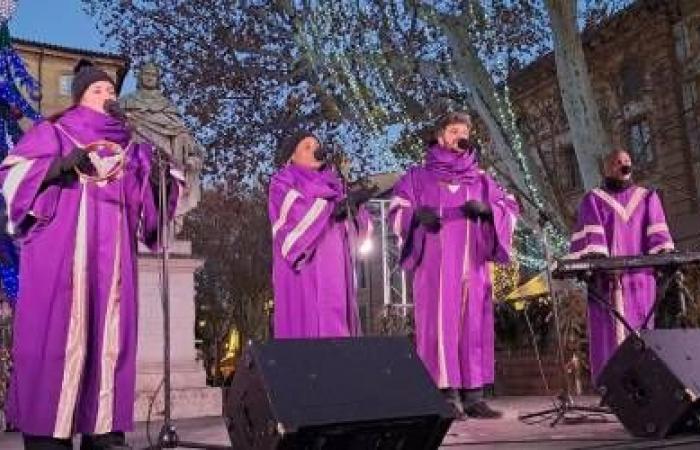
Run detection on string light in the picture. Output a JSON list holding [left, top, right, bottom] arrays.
[[300, 3, 569, 269], [0, 237, 18, 304], [0, 18, 40, 303], [0, 0, 16, 23], [0, 22, 42, 156], [493, 261, 520, 300]]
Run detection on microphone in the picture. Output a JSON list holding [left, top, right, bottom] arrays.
[[315, 144, 346, 169], [104, 99, 127, 121], [313, 145, 328, 162], [457, 138, 480, 158]]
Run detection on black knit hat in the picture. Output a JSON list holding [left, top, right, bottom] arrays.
[[71, 59, 115, 104], [276, 130, 318, 167]]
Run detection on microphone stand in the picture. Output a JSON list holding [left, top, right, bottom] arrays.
[[487, 165, 612, 426], [326, 147, 367, 334], [517, 210, 611, 426], [150, 147, 231, 450]]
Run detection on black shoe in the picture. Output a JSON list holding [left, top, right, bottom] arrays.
[[464, 401, 503, 419], [81, 432, 131, 450], [442, 389, 467, 420]]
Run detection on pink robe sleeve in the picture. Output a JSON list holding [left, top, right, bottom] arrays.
[[388, 169, 424, 270], [483, 175, 519, 264], [268, 176, 334, 268], [137, 143, 183, 251], [569, 192, 609, 259], [644, 190, 674, 254], [0, 121, 61, 238]]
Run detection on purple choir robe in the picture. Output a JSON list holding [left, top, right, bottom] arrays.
[[569, 185, 674, 381], [269, 163, 369, 338], [0, 106, 182, 438], [389, 145, 519, 389]]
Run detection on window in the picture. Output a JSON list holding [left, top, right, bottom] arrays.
[[620, 59, 643, 103], [561, 145, 582, 192], [627, 118, 654, 165], [59, 74, 73, 97]]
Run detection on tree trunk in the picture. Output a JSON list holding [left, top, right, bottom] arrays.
[[430, 11, 568, 232], [544, 0, 611, 190]]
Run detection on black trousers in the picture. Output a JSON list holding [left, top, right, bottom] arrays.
[[23, 432, 126, 450]]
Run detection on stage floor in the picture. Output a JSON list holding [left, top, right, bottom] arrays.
[[2, 396, 700, 449]]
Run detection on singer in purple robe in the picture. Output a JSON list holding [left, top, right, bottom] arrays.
[[569, 149, 674, 382], [389, 112, 519, 419], [269, 132, 371, 338], [0, 60, 181, 449]]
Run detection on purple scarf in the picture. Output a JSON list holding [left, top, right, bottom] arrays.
[[425, 144, 479, 185], [53, 105, 153, 174], [281, 163, 343, 200], [55, 105, 132, 148]]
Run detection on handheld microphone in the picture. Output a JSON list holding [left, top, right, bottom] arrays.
[[313, 145, 328, 162], [457, 138, 481, 159], [104, 99, 127, 121]]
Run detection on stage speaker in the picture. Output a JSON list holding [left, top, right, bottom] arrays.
[[224, 336, 453, 450], [597, 329, 700, 438]]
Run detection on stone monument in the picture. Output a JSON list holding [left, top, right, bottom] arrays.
[[121, 62, 202, 230], [120, 63, 220, 420]]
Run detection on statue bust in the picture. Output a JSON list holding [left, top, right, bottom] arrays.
[[120, 63, 202, 229]]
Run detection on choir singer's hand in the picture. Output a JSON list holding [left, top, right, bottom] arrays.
[[64, 147, 95, 174], [331, 201, 349, 222], [461, 200, 493, 222], [42, 147, 94, 187], [582, 252, 607, 259], [347, 185, 379, 210], [415, 206, 441, 232]]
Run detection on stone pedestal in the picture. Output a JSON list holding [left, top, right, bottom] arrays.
[[134, 242, 221, 421]]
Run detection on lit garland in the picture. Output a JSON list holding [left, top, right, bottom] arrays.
[[309, 4, 380, 136], [0, 4, 38, 304], [0, 0, 15, 23], [0, 21, 41, 156], [492, 261, 520, 301], [0, 235, 17, 304], [300, 2, 570, 269]]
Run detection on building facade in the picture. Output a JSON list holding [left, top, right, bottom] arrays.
[[511, 0, 700, 249], [13, 37, 128, 118]]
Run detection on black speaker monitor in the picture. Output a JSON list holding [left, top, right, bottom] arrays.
[[224, 336, 453, 450], [597, 329, 700, 438]]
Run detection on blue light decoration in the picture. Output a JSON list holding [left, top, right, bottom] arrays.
[[0, 1, 41, 304], [0, 20, 41, 158], [0, 232, 17, 305]]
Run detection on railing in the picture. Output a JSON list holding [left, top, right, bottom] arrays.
[[364, 199, 414, 337]]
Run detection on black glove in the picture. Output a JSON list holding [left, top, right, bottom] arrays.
[[150, 146, 175, 185], [104, 99, 127, 122], [582, 252, 607, 259], [415, 206, 441, 232], [346, 185, 379, 209], [332, 186, 379, 222], [150, 160, 166, 186], [461, 200, 493, 222], [42, 147, 94, 186], [331, 201, 349, 221], [149, 161, 175, 205]]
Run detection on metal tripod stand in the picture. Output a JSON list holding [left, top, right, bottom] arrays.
[[518, 213, 612, 427], [147, 148, 231, 450]]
